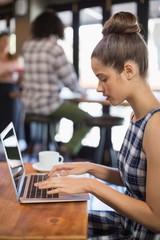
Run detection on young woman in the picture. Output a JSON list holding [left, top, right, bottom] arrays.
[[35, 12, 160, 239]]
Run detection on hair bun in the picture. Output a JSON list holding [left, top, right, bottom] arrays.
[[102, 11, 141, 36]]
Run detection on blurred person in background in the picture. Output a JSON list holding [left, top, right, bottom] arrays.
[[0, 30, 24, 138], [21, 10, 92, 157]]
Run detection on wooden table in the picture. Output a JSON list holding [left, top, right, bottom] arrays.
[[0, 162, 88, 240], [65, 94, 129, 106]]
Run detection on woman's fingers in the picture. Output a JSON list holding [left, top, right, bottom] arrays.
[[47, 162, 88, 177], [47, 163, 72, 177], [35, 177, 55, 188], [34, 176, 83, 195]]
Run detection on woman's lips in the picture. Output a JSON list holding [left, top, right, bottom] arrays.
[[105, 96, 110, 101]]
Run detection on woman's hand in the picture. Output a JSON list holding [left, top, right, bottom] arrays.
[[47, 162, 91, 178], [34, 175, 93, 195], [34, 162, 93, 195]]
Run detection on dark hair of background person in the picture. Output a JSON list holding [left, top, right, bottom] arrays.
[[31, 10, 65, 40], [91, 11, 148, 78]]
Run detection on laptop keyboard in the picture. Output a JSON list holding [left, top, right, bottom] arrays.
[[26, 175, 58, 199]]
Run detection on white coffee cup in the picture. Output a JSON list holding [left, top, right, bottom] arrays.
[[38, 151, 64, 170]]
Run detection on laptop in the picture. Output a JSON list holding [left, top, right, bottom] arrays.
[[0, 122, 90, 203]]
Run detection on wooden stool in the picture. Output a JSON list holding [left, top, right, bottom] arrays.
[[85, 115, 124, 166], [24, 113, 58, 151]]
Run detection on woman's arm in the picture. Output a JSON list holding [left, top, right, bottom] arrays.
[[88, 178, 160, 233], [55, 45, 86, 96], [35, 114, 160, 233], [91, 113, 160, 233], [35, 165, 160, 233], [47, 161, 123, 186], [88, 163, 123, 186]]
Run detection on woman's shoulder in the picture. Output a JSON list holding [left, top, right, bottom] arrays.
[[144, 108, 160, 133], [147, 107, 160, 121]]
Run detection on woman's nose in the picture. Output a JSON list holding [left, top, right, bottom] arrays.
[[96, 82, 103, 92]]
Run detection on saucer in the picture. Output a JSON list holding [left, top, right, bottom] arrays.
[[32, 162, 53, 172]]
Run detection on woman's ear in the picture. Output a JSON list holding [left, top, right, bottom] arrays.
[[123, 61, 138, 80]]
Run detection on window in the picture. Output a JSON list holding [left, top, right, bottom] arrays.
[[57, 11, 73, 64], [79, 23, 102, 88], [111, 2, 137, 15], [148, 0, 160, 90], [79, 7, 103, 88]]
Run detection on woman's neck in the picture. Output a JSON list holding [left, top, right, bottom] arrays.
[[128, 83, 160, 122]]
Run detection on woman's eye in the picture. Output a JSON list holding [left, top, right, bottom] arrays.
[[101, 79, 107, 84]]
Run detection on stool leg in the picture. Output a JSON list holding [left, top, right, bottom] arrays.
[[49, 123, 58, 151], [93, 127, 115, 166], [42, 123, 48, 150], [110, 148, 118, 168], [93, 127, 107, 165]]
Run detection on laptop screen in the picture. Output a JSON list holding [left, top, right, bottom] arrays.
[[0, 122, 25, 198]]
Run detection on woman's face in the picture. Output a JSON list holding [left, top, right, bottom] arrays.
[[91, 58, 128, 106]]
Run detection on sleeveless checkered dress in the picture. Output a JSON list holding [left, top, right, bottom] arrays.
[[88, 107, 160, 239]]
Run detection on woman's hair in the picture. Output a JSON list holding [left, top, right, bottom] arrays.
[[91, 11, 148, 78], [31, 10, 64, 40]]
